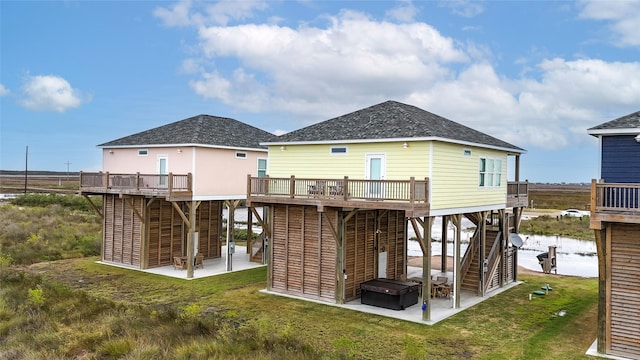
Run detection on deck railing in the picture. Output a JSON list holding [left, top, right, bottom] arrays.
[[247, 176, 429, 204], [506, 181, 529, 207], [591, 180, 640, 214], [79, 172, 192, 193]]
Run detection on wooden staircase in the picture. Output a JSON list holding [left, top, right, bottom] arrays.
[[460, 210, 521, 296]]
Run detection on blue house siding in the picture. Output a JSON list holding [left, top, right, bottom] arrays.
[[602, 135, 640, 183]]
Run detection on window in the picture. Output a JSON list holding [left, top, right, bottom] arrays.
[[138, 149, 148, 156], [257, 158, 267, 177], [330, 146, 348, 155], [479, 157, 502, 187], [235, 152, 247, 159], [463, 149, 472, 157]]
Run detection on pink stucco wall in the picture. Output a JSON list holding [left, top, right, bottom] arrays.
[[102, 146, 266, 198]]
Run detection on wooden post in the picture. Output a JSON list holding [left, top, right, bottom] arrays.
[[452, 214, 462, 309], [290, 175, 295, 198], [479, 211, 487, 297], [334, 212, 345, 304], [140, 198, 149, 269], [441, 215, 448, 273], [186, 200, 197, 278], [343, 176, 349, 201], [595, 227, 607, 354], [409, 177, 415, 205], [247, 207, 253, 255], [168, 172, 173, 193], [422, 217, 432, 321]]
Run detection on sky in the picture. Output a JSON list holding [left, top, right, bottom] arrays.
[[1, 0, 639, 183]]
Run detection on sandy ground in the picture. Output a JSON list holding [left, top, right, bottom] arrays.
[[408, 255, 544, 276]]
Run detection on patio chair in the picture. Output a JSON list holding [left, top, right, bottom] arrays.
[[195, 254, 204, 269], [173, 256, 186, 270]]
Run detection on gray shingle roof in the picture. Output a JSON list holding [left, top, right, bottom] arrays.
[[269, 100, 524, 152], [99, 114, 275, 149], [588, 111, 640, 132]]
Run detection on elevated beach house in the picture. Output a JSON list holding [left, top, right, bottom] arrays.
[[246, 101, 528, 321], [79, 115, 273, 278], [588, 110, 640, 359]]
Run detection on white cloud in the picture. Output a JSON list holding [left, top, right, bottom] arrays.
[[191, 10, 468, 117], [386, 0, 419, 23], [19, 75, 87, 112], [154, 0, 198, 27], [0, 84, 9, 96], [440, 0, 484, 18], [166, 2, 640, 151], [154, 0, 268, 27], [578, 0, 640, 47]]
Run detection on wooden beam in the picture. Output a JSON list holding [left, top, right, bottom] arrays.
[[123, 196, 143, 222], [250, 206, 271, 240], [409, 218, 426, 254], [344, 208, 359, 223], [82, 194, 103, 218], [376, 209, 389, 222], [322, 211, 339, 243], [171, 201, 190, 227]]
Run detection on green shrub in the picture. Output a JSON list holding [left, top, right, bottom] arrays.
[[11, 193, 102, 212]]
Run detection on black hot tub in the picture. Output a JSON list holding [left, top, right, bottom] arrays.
[[360, 278, 420, 310]]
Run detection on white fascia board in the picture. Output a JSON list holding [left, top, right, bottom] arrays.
[[587, 128, 640, 136], [429, 203, 507, 217], [98, 143, 268, 153], [262, 137, 526, 154], [193, 195, 247, 201]]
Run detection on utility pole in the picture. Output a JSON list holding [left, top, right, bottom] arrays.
[[24, 146, 28, 194], [64, 161, 71, 180]]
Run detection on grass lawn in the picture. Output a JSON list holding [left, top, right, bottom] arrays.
[[1, 257, 598, 359]]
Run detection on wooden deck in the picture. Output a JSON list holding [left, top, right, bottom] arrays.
[[247, 176, 529, 217], [78, 171, 192, 201], [247, 175, 430, 216], [590, 180, 640, 227]]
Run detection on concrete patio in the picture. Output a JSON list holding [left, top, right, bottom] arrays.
[[99, 245, 266, 280], [263, 266, 522, 325]]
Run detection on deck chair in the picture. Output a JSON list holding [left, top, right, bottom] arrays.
[[173, 256, 185, 270], [195, 254, 204, 269]]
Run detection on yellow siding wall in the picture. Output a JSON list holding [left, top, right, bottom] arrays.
[[430, 142, 507, 210], [268, 142, 430, 180], [268, 140, 509, 212]]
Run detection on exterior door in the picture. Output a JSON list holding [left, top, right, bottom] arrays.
[[157, 156, 168, 187], [365, 154, 385, 198]]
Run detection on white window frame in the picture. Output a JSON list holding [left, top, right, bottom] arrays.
[[479, 157, 502, 188], [138, 149, 149, 156], [330, 146, 348, 155], [235, 151, 248, 159], [257, 158, 267, 177]]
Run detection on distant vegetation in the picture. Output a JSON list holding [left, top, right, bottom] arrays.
[[520, 215, 594, 241], [0, 194, 102, 265], [528, 184, 591, 211]]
